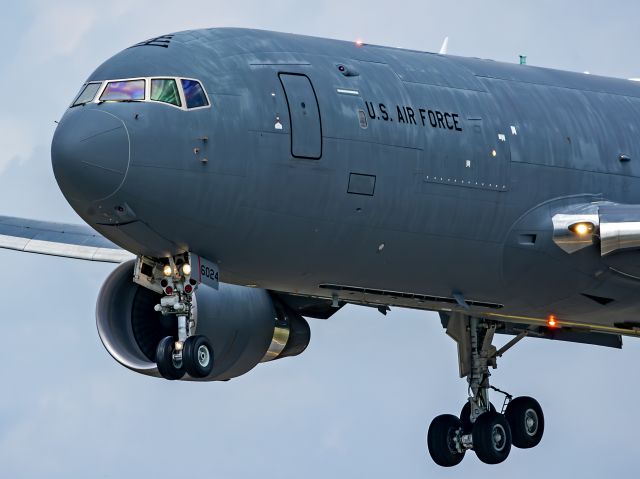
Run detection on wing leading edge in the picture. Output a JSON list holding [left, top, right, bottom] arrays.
[[0, 216, 133, 263]]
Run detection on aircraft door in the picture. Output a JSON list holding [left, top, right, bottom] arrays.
[[279, 73, 322, 159]]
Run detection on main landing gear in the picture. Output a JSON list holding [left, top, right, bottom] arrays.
[[427, 314, 544, 466], [135, 254, 215, 380]]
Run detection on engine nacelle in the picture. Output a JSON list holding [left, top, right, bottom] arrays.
[[96, 260, 310, 380]]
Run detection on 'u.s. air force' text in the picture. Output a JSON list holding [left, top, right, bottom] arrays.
[[365, 101, 462, 132]]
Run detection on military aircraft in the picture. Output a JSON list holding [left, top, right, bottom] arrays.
[[3, 28, 640, 467]]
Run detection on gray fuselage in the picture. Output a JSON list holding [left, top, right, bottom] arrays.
[[51, 28, 640, 333]]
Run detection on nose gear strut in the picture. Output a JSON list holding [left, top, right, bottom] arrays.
[[427, 313, 545, 466], [134, 254, 215, 380]]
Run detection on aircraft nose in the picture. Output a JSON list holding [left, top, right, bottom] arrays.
[[52, 109, 130, 202]]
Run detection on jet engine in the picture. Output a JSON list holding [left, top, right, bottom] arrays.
[[96, 260, 310, 381]]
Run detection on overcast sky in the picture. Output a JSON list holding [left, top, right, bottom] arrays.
[[1, 1, 640, 478]]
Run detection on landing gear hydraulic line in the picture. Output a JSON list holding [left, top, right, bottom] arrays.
[[134, 253, 215, 380], [427, 313, 545, 466]]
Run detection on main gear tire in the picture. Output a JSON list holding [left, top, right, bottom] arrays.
[[427, 414, 465, 467], [505, 396, 544, 449], [460, 401, 497, 433], [472, 412, 512, 465]]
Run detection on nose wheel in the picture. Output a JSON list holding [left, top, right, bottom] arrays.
[[156, 336, 185, 380], [427, 313, 545, 466], [183, 335, 214, 378]]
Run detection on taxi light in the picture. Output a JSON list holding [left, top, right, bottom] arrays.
[[547, 315, 558, 328], [163, 265, 173, 277], [569, 222, 595, 236], [174, 341, 183, 351], [182, 263, 192, 276]]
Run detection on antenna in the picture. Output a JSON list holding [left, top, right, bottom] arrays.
[[439, 37, 449, 55]]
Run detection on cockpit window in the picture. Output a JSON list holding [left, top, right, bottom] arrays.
[[100, 79, 145, 102], [181, 79, 209, 108], [151, 79, 181, 107], [72, 82, 102, 107], [70, 77, 210, 110]]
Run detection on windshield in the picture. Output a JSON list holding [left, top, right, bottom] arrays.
[[151, 79, 181, 107], [72, 82, 102, 106], [71, 77, 210, 110], [100, 79, 145, 102], [181, 79, 209, 108]]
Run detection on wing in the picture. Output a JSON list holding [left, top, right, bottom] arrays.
[[0, 215, 133, 263]]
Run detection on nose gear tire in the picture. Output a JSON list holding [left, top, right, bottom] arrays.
[[505, 396, 544, 449], [156, 336, 185, 380], [183, 335, 214, 378], [427, 414, 465, 467], [472, 412, 512, 465]]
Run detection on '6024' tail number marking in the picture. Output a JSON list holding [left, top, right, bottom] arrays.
[[201, 265, 218, 282], [192, 253, 220, 290]]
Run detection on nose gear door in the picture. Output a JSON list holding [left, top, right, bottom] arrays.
[[279, 73, 322, 159]]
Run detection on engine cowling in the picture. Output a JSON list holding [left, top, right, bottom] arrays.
[[96, 260, 310, 380]]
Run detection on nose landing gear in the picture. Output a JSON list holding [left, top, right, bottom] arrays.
[[134, 254, 215, 380], [427, 313, 545, 466]]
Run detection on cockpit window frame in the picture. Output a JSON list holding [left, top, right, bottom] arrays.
[[75, 76, 211, 112], [149, 78, 183, 108], [70, 81, 104, 108], [99, 78, 147, 103], [180, 79, 210, 110]]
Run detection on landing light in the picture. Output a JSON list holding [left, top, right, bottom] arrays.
[[163, 265, 173, 277], [182, 263, 192, 276], [569, 222, 595, 236]]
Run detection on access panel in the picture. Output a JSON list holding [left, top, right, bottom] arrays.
[[279, 73, 322, 159]]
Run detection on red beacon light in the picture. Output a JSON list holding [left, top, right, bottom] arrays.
[[355, 39, 364, 47], [547, 315, 558, 328]]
